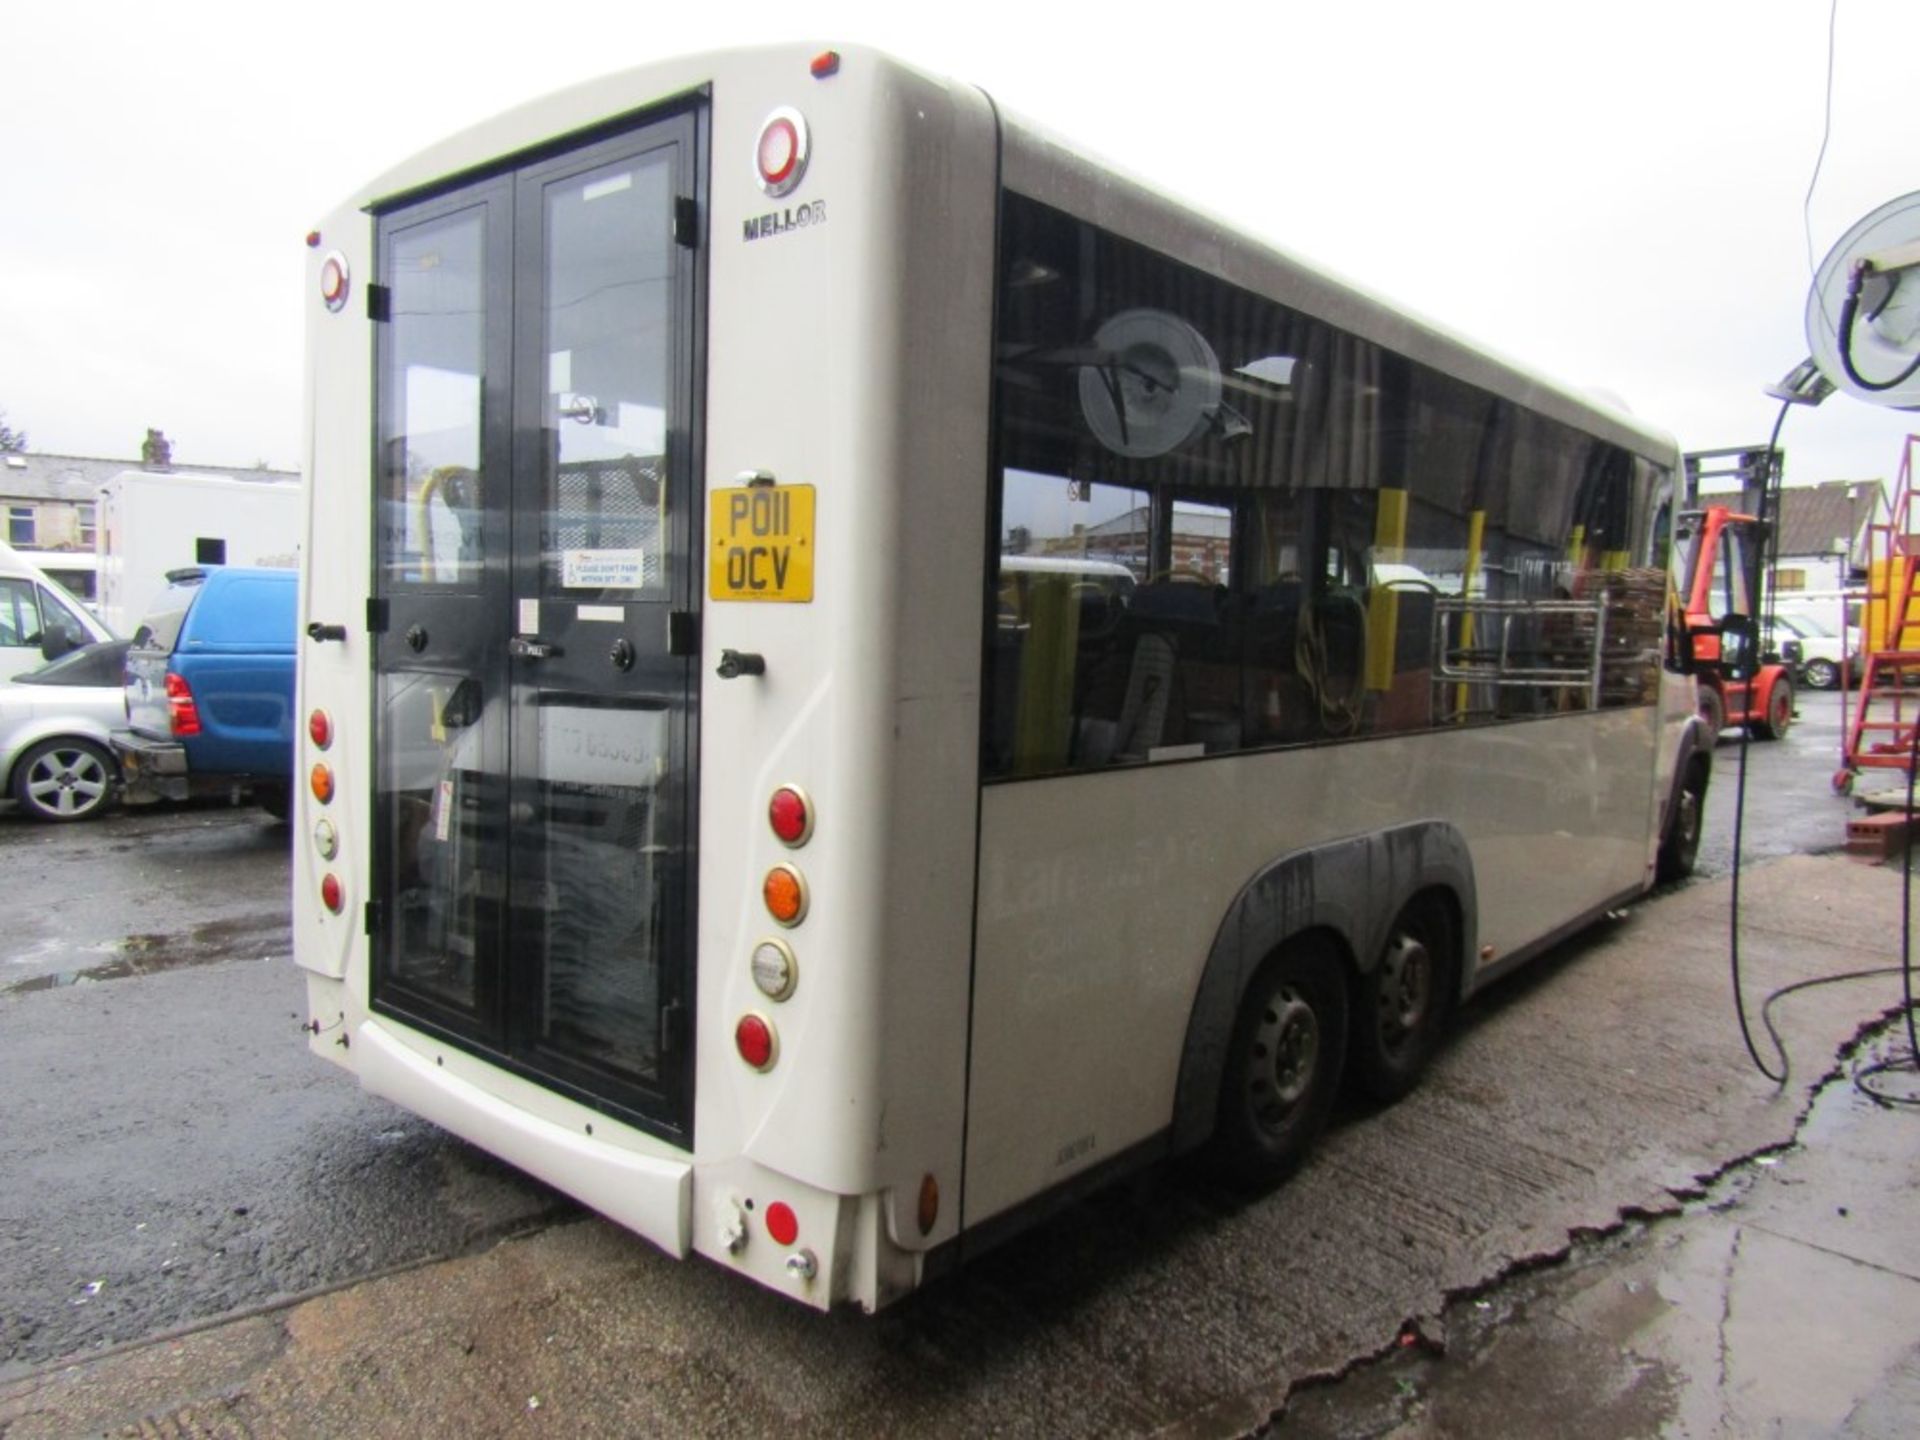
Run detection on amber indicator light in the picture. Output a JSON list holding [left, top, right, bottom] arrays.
[[763, 865, 807, 927], [310, 763, 335, 804]]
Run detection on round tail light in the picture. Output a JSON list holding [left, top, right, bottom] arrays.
[[309, 709, 333, 749], [320, 873, 344, 914], [310, 763, 335, 805], [765, 1201, 799, 1246], [735, 1013, 778, 1071], [769, 785, 812, 846], [751, 939, 798, 1001]]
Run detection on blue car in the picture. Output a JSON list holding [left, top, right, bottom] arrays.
[[112, 567, 297, 818]]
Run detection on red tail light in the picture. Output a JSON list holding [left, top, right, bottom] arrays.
[[164, 673, 202, 737]]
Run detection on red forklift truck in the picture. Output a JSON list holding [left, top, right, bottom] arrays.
[[1678, 503, 1795, 743]]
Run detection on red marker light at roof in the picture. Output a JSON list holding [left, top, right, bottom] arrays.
[[810, 51, 841, 79], [755, 107, 810, 198], [319, 251, 351, 312]]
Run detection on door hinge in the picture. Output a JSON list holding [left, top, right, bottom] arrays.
[[668, 610, 700, 657], [673, 197, 700, 250], [366, 597, 390, 634], [659, 998, 685, 1060], [363, 900, 382, 936], [367, 283, 392, 322]]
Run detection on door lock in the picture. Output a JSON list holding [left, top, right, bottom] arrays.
[[508, 636, 562, 659], [717, 649, 766, 679], [610, 638, 635, 672], [406, 624, 429, 653]]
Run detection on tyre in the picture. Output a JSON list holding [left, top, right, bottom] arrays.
[[1656, 757, 1707, 884], [11, 737, 117, 822], [1751, 677, 1793, 741], [1349, 893, 1457, 1103], [1210, 936, 1349, 1186], [1801, 657, 1839, 691], [256, 782, 292, 821], [1698, 686, 1725, 746]]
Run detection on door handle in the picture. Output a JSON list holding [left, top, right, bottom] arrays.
[[508, 636, 563, 659]]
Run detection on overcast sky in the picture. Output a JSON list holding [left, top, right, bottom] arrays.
[[3, 0, 1915, 488]]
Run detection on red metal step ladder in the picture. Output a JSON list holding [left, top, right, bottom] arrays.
[[1839, 434, 1920, 794]]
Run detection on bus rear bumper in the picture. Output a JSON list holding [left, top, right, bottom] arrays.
[[353, 1016, 692, 1257]]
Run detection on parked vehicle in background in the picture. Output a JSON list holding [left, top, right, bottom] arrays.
[[0, 542, 115, 688], [1765, 610, 1856, 691], [112, 568, 297, 819], [95, 470, 302, 635], [0, 639, 131, 821]]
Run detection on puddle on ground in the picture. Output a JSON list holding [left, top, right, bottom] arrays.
[[1273, 1020, 1920, 1440], [2, 916, 288, 996]]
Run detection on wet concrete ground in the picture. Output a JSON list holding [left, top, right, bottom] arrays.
[[1, 851, 1909, 1438], [1278, 1023, 1920, 1438]]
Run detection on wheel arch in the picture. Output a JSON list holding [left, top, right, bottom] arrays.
[[1169, 820, 1478, 1155]]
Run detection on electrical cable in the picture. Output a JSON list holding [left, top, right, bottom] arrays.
[[1725, 399, 1920, 1103], [1837, 263, 1920, 393], [1804, 0, 1842, 330], [1727, 399, 1797, 1083]]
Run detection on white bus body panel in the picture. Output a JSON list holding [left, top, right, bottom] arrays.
[[965, 706, 1659, 1224], [296, 46, 995, 1310], [96, 470, 302, 634]]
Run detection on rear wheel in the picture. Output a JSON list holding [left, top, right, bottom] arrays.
[[1211, 937, 1349, 1186], [1349, 893, 1457, 1102], [1801, 657, 1839, 691], [12, 738, 116, 822], [256, 782, 291, 822], [1751, 676, 1793, 740]]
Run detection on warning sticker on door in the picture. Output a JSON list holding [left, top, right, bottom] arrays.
[[708, 484, 815, 602], [562, 548, 646, 589]]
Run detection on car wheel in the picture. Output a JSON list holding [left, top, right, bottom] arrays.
[[1657, 757, 1707, 884], [1801, 657, 1839, 691], [12, 738, 117, 822], [1210, 935, 1349, 1187], [256, 782, 292, 822], [1751, 677, 1793, 741]]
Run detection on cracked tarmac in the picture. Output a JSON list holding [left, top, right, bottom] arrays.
[[0, 851, 1914, 1438]]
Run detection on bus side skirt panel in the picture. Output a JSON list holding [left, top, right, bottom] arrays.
[[1168, 820, 1478, 1156]]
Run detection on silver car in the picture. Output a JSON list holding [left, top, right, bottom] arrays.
[[0, 640, 129, 821]]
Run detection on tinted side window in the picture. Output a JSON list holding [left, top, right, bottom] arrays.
[[37, 585, 93, 650], [133, 583, 201, 652], [985, 192, 1659, 781], [0, 577, 36, 646]]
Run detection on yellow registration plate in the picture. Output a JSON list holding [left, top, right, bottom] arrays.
[[708, 483, 815, 602]]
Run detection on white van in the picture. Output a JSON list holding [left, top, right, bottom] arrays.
[[0, 542, 115, 686]]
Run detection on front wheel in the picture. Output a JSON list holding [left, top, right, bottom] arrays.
[[1210, 937, 1349, 1187], [1657, 758, 1707, 884], [12, 738, 117, 822], [1751, 676, 1793, 741]]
